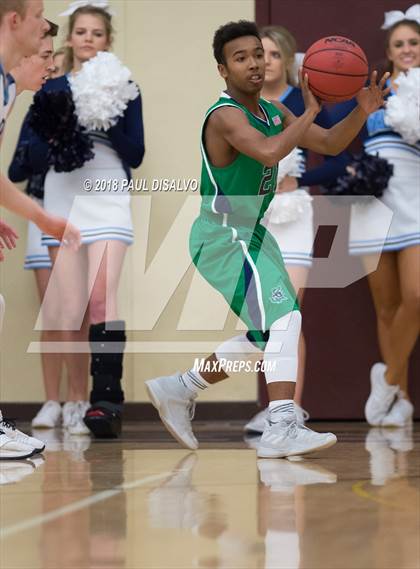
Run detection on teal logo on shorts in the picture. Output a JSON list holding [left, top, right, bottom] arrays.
[[270, 287, 288, 304]]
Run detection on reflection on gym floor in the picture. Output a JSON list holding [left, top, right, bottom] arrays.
[[0, 422, 419, 569]]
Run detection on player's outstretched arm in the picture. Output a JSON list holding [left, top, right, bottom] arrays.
[[212, 102, 318, 167], [299, 71, 391, 155], [0, 173, 80, 250]]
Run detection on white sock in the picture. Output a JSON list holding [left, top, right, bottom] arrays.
[[179, 369, 210, 394], [269, 400, 295, 423]]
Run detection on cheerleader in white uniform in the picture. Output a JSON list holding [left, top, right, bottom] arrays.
[[27, 1, 145, 437], [354, 7, 420, 427]]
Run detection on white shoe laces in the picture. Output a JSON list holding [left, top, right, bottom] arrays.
[[287, 421, 299, 439], [187, 400, 196, 422], [69, 402, 85, 426], [269, 418, 299, 439], [0, 418, 16, 431], [302, 409, 310, 421]]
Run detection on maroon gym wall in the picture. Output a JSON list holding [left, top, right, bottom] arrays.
[[256, 0, 420, 419]]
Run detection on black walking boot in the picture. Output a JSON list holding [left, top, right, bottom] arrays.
[[84, 321, 126, 438]]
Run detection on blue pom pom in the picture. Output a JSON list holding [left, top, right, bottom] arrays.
[[321, 151, 394, 202], [29, 90, 94, 172]]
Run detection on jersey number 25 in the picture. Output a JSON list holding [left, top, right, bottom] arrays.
[[259, 166, 277, 196]]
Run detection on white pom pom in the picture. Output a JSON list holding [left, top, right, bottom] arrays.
[[265, 189, 313, 224], [277, 147, 305, 183], [384, 68, 420, 145], [69, 52, 139, 131], [290, 53, 305, 85]]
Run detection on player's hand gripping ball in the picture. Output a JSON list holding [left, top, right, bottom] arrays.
[[302, 36, 369, 102]]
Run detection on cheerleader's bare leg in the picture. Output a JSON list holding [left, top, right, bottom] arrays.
[[48, 246, 89, 402], [365, 248, 419, 389], [363, 247, 418, 428], [87, 240, 127, 324], [385, 245, 420, 387], [364, 252, 401, 381], [34, 268, 64, 402]]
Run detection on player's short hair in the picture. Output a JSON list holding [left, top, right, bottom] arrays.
[[0, 0, 28, 25], [213, 20, 260, 65]]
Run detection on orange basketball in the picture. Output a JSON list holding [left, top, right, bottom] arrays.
[[302, 36, 369, 103]]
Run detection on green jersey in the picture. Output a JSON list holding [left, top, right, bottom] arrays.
[[200, 92, 284, 223]]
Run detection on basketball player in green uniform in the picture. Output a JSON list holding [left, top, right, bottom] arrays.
[[146, 21, 390, 458]]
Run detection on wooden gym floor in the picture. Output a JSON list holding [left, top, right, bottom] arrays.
[[1, 421, 419, 569]]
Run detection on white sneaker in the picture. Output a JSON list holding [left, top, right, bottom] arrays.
[[381, 393, 414, 428], [244, 408, 268, 433], [0, 418, 45, 453], [365, 363, 399, 426], [0, 431, 35, 460], [244, 403, 310, 434], [294, 403, 310, 425], [146, 374, 198, 450], [31, 401, 62, 429], [62, 402, 77, 429], [67, 401, 90, 436], [257, 416, 337, 459], [257, 459, 337, 492], [243, 433, 262, 450]]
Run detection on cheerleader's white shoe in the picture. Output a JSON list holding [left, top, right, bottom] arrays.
[[32, 401, 62, 429], [365, 363, 399, 426], [67, 401, 90, 436], [62, 402, 77, 429], [381, 393, 414, 427]]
